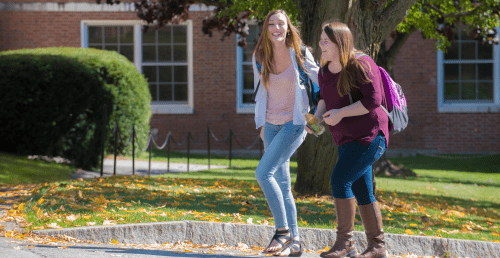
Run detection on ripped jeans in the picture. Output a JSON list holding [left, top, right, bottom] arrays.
[[331, 133, 386, 205], [255, 120, 306, 237]]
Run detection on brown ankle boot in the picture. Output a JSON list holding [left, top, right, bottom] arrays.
[[320, 198, 357, 258], [356, 202, 388, 258]]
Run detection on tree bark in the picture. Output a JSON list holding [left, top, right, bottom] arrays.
[[294, 0, 418, 196], [295, 122, 337, 195]]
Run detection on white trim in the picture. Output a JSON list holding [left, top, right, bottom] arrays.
[[437, 25, 500, 113], [0, 2, 215, 12], [235, 28, 256, 114]]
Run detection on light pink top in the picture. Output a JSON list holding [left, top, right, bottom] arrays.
[[266, 63, 296, 125]]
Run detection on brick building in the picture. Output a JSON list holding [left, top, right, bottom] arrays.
[[1, 2, 499, 154]]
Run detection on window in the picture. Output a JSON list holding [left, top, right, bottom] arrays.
[[438, 24, 500, 112], [142, 25, 189, 103], [81, 20, 193, 114], [236, 24, 261, 113]]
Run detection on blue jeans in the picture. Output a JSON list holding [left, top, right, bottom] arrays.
[[255, 121, 306, 237], [331, 133, 386, 205]]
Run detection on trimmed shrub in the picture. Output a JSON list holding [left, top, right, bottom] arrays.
[[0, 47, 151, 169]]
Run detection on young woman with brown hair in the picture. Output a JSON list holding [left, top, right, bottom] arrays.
[[307, 21, 389, 258], [252, 9, 319, 257]]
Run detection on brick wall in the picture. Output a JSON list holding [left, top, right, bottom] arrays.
[[388, 31, 500, 153], [1, 9, 498, 153]]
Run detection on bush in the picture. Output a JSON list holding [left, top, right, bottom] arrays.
[[0, 47, 151, 170]]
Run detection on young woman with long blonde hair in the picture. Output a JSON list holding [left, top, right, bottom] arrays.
[[252, 9, 319, 257], [307, 21, 390, 258]]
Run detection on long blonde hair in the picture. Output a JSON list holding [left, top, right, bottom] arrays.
[[320, 21, 372, 97], [253, 9, 305, 89]]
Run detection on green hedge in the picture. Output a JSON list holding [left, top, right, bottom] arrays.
[[0, 47, 151, 170]]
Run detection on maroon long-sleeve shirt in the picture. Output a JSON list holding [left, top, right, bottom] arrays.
[[319, 55, 389, 147]]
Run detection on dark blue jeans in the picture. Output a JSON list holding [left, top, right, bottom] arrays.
[[331, 133, 386, 205]]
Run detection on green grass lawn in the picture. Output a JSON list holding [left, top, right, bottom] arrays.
[[3, 150, 500, 242], [0, 152, 75, 184]]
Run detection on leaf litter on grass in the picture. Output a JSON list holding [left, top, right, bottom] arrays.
[[1, 174, 499, 257]]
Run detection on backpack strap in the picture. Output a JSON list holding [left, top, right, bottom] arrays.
[[251, 46, 313, 107], [349, 53, 391, 118]]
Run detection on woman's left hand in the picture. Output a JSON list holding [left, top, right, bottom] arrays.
[[322, 109, 343, 126]]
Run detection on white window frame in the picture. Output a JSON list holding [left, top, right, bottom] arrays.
[[235, 23, 259, 114], [81, 20, 194, 114], [437, 25, 500, 113]]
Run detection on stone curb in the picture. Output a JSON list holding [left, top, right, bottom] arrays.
[[33, 221, 500, 257]]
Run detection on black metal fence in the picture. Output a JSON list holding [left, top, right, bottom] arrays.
[[101, 120, 263, 177]]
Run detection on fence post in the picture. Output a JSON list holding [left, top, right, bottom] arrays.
[[207, 127, 210, 170], [100, 104, 107, 177], [260, 137, 263, 159], [148, 132, 152, 177], [229, 129, 232, 168], [167, 134, 170, 173], [132, 124, 135, 176], [187, 132, 191, 173], [113, 121, 118, 176]]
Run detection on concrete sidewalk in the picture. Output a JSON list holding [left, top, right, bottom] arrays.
[[71, 159, 228, 179], [32, 221, 500, 258]]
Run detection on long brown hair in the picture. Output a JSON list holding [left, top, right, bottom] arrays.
[[253, 9, 305, 89], [321, 21, 372, 97]]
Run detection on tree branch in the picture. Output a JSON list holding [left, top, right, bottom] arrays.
[[386, 26, 415, 71]]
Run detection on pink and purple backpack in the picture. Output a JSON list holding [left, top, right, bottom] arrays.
[[354, 54, 409, 134]]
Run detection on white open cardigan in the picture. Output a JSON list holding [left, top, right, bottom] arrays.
[[252, 47, 320, 129]]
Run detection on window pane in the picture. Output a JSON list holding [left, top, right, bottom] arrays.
[[478, 43, 493, 59], [462, 82, 476, 100], [149, 83, 158, 101], [173, 26, 187, 43], [174, 84, 188, 101], [120, 26, 134, 43], [478, 63, 493, 80], [242, 25, 259, 62], [104, 27, 118, 44], [243, 65, 254, 90], [173, 45, 187, 61], [158, 45, 172, 62], [460, 26, 474, 40], [444, 64, 459, 80], [142, 66, 156, 83], [444, 82, 459, 100], [159, 84, 172, 101], [174, 66, 187, 82], [461, 64, 475, 80], [478, 82, 493, 100], [89, 45, 103, 50], [142, 45, 156, 62], [243, 93, 254, 104], [158, 26, 172, 43], [120, 45, 134, 62], [461, 42, 475, 59], [104, 45, 118, 52], [159, 66, 172, 82], [88, 27, 102, 44], [142, 28, 156, 44], [444, 42, 459, 60]]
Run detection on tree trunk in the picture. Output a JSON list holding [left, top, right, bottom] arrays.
[[294, 122, 337, 195], [294, 0, 418, 195]]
